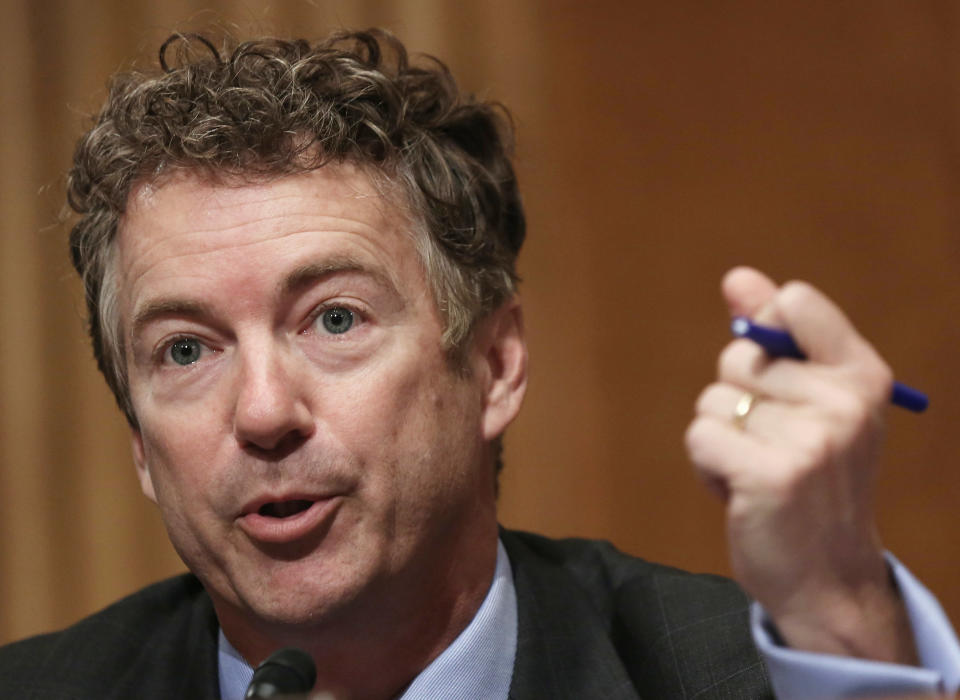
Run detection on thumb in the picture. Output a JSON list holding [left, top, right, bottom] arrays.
[[721, 266, 780, 323]]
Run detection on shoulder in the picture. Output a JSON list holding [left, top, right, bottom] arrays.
[[501, 528, 748, 609], [501, 529, 771, 698], [0, 574, 218, 699]]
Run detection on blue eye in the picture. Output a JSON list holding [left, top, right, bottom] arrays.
[[169, 338, 202, 365], [320, 307, 354, 334]]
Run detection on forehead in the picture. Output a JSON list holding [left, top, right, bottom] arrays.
[[115, 166, 426, 323], [119, 165, 407, 264]]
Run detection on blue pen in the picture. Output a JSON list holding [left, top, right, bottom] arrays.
[[730, 317, 929, 413]]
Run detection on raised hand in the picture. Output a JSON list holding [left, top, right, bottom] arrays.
[[686, 266, 917, 664]]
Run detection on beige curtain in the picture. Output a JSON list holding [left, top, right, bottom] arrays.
[[2, 0, 959, 644]]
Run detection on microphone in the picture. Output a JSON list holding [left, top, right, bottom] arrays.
[[245, 647, 317, 699]]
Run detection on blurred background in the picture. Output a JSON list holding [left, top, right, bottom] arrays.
[[2, 0, 959, 644]]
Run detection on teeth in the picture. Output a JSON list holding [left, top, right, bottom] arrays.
[[259, 500, 313, 518]]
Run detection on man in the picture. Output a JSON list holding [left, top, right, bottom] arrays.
[[0, 29, 956, 699]]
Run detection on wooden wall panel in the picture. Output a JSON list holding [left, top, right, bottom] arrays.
[[502, 1, 960, 623], [2, 0, 957, 644]]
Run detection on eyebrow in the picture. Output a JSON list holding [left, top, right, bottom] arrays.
[[279, 256, 401, 299], [130, 299, 216, 345], [130, 256, 404, 343]]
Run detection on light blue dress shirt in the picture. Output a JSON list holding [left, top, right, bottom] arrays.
[[219, 543, 959, 699], [754, 553, 960, 699]]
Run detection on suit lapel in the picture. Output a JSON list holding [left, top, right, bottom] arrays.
[[503, 532, 642, 700], [181, 593, 222, 700], [137, 576, 222, 700]]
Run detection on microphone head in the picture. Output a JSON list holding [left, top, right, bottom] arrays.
[[245, 647, 317, 699]]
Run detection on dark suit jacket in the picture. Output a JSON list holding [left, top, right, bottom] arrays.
[[0, 530, 772, 699]]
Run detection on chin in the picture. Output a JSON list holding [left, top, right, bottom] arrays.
[[233, 559, 374, 629], [247, 595, 335, 627]]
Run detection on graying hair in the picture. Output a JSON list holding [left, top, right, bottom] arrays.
[[67, 29, 526, 443]]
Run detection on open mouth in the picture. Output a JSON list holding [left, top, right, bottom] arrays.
[[257, 499, 314, 519], [239, 495, 341, 544]]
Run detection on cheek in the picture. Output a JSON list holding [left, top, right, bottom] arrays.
[[136, 412, 222, 507], [131, 364, 226, 460], [368, 372, 482, 497]]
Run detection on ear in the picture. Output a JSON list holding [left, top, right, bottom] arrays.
[[130, 429, 158, 504], [475, 299, 528, 441]]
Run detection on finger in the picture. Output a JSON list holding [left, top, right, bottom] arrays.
[[721, 266, 780, 320], [716, 337, 770, 385], [772, 280, 885, 370], [685, 414, 784, 490], [723, 270, 891, 394], [716, 338, 846, 406], [695, 382, 834, 448], [695, 383, 780, 435]]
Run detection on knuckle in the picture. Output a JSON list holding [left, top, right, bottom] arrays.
[[864, 360, 894, 400], [685, 417, 721, 466], [684, 418, 708, 454], [877, 362, 894, 389], [779, 280, 816, 309], [694, 383, 724, 415], [828, 390, 873, 431]]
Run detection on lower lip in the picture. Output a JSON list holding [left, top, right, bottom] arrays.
[[237, 497, 342, 544]]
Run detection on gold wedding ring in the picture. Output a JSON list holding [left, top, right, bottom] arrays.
[[732, 392, 758, 430]]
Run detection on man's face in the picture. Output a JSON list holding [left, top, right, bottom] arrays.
[[117, 166, 519, 641]]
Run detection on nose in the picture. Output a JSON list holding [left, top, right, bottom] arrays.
[[232, 342, 314, 455]]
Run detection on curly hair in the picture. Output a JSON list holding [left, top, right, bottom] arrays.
[[67, 29, 525, 430]]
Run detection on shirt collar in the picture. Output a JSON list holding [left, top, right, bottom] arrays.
[[218, 538, 518, 700]]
